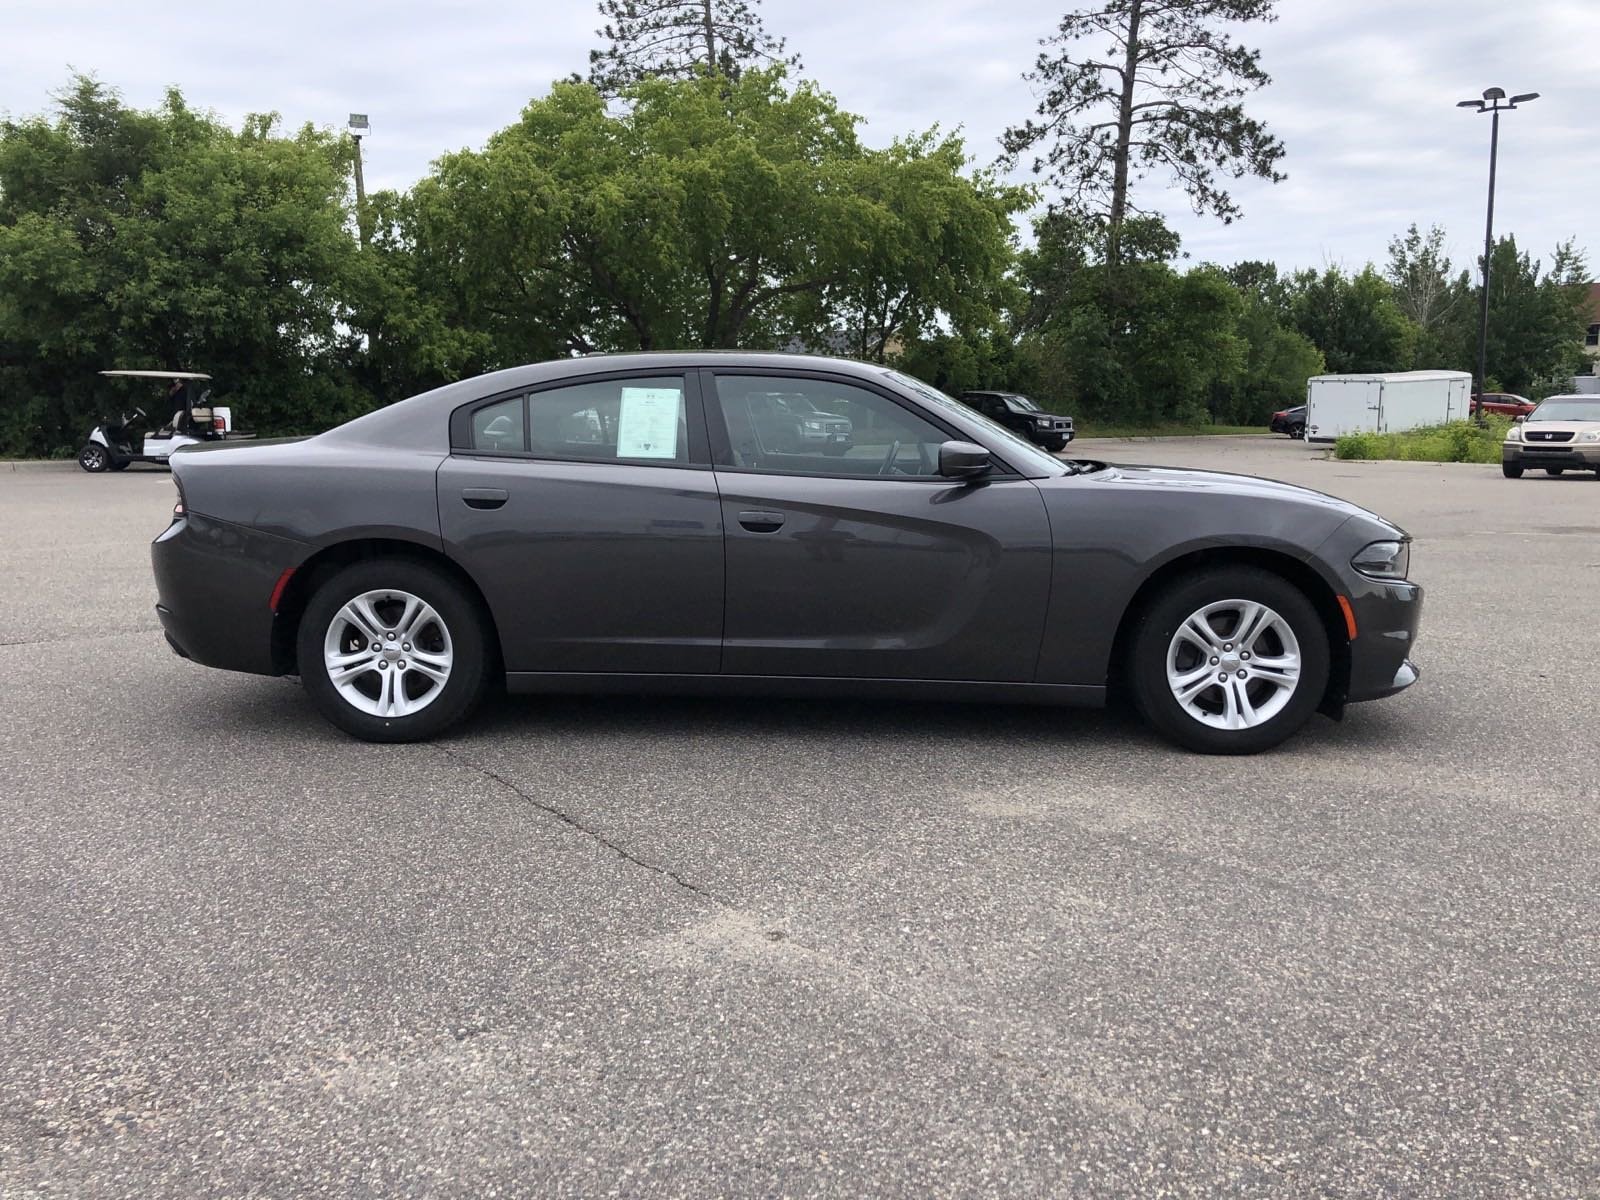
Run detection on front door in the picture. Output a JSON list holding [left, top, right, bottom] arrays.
[[438, 372, 723, 675], [706, 371, 1053, 681]]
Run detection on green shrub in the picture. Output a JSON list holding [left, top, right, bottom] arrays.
[[1333, 417, 1510, 464]]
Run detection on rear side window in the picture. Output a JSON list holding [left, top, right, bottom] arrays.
[[461, 375, 695, 463], [471, 397, 525, 452], [529, 376, 688, 462]]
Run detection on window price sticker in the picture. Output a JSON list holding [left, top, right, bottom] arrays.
[[616, 387, 682, 459]]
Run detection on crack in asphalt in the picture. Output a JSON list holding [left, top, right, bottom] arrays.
[[0, 625, 162, 648], [432, 744, 713, 901]]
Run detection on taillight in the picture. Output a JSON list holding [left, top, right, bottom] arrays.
[[172, 477, 186, 518], [213, 416, 226, 431]]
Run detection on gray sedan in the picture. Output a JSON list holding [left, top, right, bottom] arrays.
[[152, 353, 1422, 754]]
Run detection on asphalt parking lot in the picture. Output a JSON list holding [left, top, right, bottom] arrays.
[[3, 437, 1598, 1198]]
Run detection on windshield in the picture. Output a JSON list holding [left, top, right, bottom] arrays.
[[1530, 400, 1600, 422], [1004, 394, 1042, 413], [883, 370, 1067, 475]]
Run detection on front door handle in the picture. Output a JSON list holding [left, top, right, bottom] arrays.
[[462, 487, 509, 510], [737, 509, 785, 533]]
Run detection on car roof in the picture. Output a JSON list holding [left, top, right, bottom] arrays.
[[101, 369, 213, 380]]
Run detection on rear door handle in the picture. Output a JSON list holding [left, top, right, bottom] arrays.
[[737, 509, 785, 533], [462, 487, 509, 510]]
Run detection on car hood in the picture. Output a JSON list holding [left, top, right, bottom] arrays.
[[1060, 462, 1405, 533]]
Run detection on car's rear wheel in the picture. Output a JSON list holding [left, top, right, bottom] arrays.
[[1502, 463, 1523, 479], [1289, 424, 1305, 440], [297, 559, 491, 743], [78, 445, 110, 472], [1129, 567, 1330, 755]]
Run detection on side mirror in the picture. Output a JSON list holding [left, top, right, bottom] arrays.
[[938, 439, 991, 479], [1514, 414, 1527, 423]]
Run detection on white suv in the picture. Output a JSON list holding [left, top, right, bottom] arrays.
[[1502, 394, 1600, 478]]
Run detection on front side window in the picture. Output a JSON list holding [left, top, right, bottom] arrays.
[[1004, 394, 1042, 413], [714, 375, 948, 477], [885, 370, 1066, 475]]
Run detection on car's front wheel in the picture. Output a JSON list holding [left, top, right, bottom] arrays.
[[1502, 462, 1523, 479], [1129, 567, 1331, 755], [78, 445, 110, 472], [297, 558, 492, 743]]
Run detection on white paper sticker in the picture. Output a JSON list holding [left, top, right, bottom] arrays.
[[616, 387, 682, 459]]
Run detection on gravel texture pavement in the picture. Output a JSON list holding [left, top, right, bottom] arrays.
[[2, 439, 1597, 1197]]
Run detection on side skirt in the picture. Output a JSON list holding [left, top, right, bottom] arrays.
[[503, 671, 1105, 708]]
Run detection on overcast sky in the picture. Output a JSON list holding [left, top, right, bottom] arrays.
[[4, 0, 1594, 276]]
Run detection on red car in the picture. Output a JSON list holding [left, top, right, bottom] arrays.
[[1472, 392, 1536, 418]]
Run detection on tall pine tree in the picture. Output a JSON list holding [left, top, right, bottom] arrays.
[[1002, 0, 1285, 267], [587, 0, 799, 94]]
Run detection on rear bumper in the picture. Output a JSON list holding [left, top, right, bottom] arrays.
[[151, 512, 307, 676]]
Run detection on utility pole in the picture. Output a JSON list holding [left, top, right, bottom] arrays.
[[347, 113, 370, 247], [1456, 87, 1538, 419]]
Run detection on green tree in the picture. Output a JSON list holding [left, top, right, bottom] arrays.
[[1477, 235, 1590, 395], [586, 0, 798, 94], [1002, 0, 1285, 266], [0, 77, 363, 455], [388, 69, 1023, 367], [1215, 291, 1323, 423], [1384, 223, 1471, 369], [1283, 266, 1412, 375], [1014, 215, 1246, 422]]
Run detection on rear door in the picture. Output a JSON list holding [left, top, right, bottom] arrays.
[[438, 371, 724, 674], [705, 369, 1052, 682]]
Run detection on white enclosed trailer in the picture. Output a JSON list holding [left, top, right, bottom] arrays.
[[1304, 370, 1472, 443]]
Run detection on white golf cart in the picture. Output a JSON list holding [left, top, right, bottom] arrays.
[[78, 370, 250, 472]]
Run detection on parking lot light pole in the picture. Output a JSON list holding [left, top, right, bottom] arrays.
[[1457, 87, 1538, 419], [347, 113, 370, 247]]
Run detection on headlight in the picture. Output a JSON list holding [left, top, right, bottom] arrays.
[[1505, 425, 1522, 442], [1351, 540, 1409, 581], [802, 420, 825, 432], [1580, 431, 1600, 443]]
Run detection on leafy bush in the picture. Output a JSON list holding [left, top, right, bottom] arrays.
[[1333, 417, 1510, 464]]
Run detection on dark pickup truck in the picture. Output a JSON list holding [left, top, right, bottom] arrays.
[[957, 391, 1075, 451]]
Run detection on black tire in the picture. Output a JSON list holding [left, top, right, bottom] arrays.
[[1038, 437, 1067, 453], [1128, 566, 1331, 755], [1289, 424, 1305, 440], [1502, 462, 1523, 479], [1545, 467, 1565, 477], [78, 444, 110, 473], [109, 458, 130, 471], [297, 558, 492, 743]]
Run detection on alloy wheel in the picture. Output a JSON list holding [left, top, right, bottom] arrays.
[[322, 589, 454, 718], [1165, 599, 1302, 730]]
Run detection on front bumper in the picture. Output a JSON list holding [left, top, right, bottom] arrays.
[[1343, 577, 1424, 704], [1503, 443, 1600, 468]]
